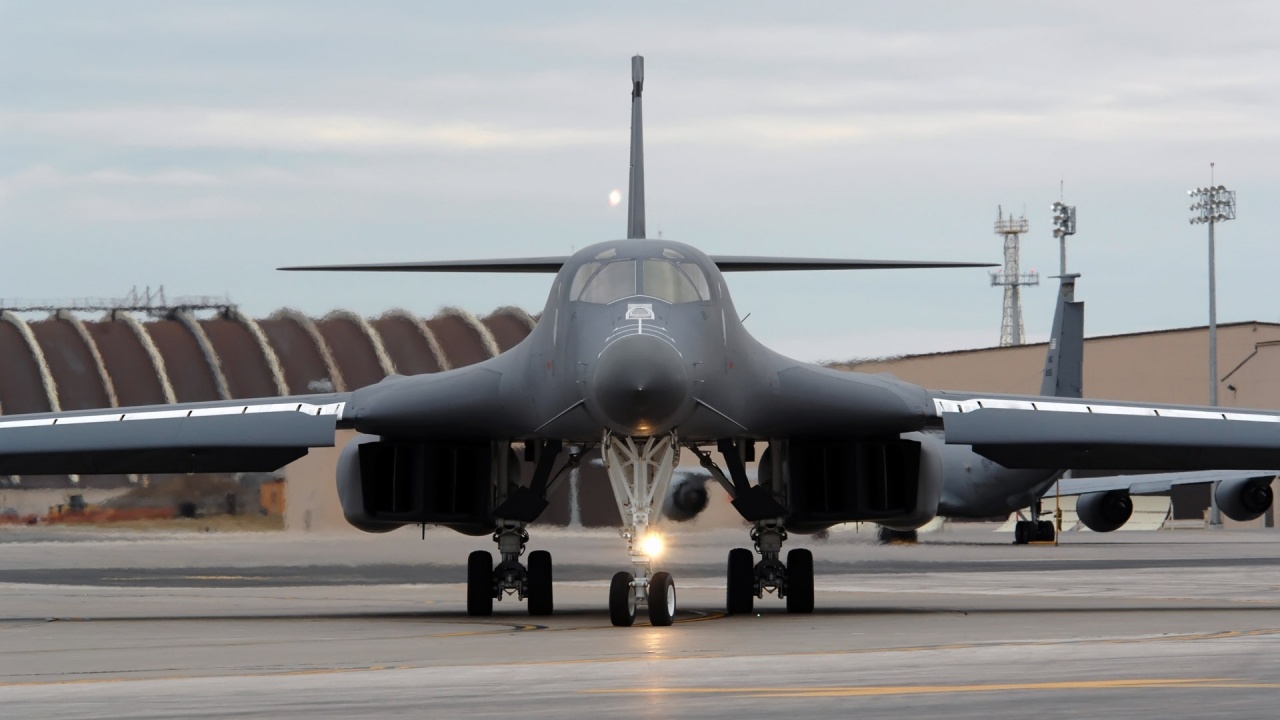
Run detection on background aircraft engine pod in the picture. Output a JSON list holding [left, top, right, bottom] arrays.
[[1076, 490, 1134, 532], [760, 437, 939, 533], [336, 435, 519, 535], [663, 471, 711, 522], [1215, 476, 1275, 522]]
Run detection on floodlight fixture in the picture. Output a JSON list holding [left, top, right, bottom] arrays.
[[1050, 200, 1077, 276], [1188, 185, 1235, 225], [1051, 201, 1076, 239]]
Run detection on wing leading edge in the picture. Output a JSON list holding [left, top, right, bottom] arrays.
[[708, 257, 996, 271], [0, 397, 348, 475], [936, 396, 1280, 470], [279, 255, 994, 274]]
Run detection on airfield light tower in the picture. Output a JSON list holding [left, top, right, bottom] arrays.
[[1189, 166, 1236, 527], [990, 207, 1039, 346]]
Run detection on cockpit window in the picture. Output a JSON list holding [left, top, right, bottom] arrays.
[[571, 255, 712, 304], [569, 262, 599, 299], [641, 259, 708, 304], [573, 260, 637, 304], [679, 262, 711, 301]]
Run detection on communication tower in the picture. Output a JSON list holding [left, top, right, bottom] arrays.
[[989, 206, 1039, 346]]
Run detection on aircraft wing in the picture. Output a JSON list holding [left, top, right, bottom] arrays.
[[934, 395, 1280, 470], [0, 395, 348, 475], [1041, 470, 1279, 498]]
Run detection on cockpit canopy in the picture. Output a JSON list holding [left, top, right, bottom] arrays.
[[570, 248, 711, 305]]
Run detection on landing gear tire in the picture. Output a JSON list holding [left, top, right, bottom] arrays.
[[648, 572, 676, 626], [1036, 520, 1056, 543], [726, 547, 755, 615], [785, 548, 814, 614], [877, 527, 919, 544], [527, 549, 553, 616], [467, 550, 494, 617], [609, 571, 636, 627], [1013, 521, 1032, 545]]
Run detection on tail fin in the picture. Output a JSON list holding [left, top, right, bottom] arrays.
[[627, 55, 646, 240], [1040, 274, 1084, 398]]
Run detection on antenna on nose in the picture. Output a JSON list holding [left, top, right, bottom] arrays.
[[627, 55, 646, 240]]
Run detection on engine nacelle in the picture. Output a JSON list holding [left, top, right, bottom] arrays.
[[1077, 490, 1133, 533], [761, 437, 942, 533], [663, 471, 710, 522], [336, 434, 517, 535], [1215, 476, 1275, 523]]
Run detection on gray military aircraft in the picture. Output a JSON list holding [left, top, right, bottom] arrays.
[[2, 56, 1279, 627]]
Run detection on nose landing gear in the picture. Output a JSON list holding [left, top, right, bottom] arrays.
[[602, 433, 679, 626]]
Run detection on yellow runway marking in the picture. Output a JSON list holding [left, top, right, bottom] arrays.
[[582, 677, 1280, 699]]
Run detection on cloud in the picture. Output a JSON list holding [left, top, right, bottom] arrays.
[[0, 108, 620, 152], [67, 195, 256, 222]]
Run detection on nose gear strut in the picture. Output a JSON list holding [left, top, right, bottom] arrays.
[[602, 432, 679, 626]]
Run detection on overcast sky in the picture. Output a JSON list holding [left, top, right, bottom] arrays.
[[2, 1, 1278, 362]]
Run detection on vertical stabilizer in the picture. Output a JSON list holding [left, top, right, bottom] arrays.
[[627, 55, 646, 239], [1040, 274, 1084, 398]]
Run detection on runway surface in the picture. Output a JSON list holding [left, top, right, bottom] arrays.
[[2, 525, 1278, 718]]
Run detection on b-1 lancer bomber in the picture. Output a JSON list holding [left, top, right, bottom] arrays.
[[1, 56, 1278, 627]]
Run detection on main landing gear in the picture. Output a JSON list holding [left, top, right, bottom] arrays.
[[466, 440, 575, 618], [725, 523, 814, 615], [690, 440, 814, 615], [1012, 499, 1056, 544], [466, 522, 555, 617], [877, 527, 919, 544], [602, 433, 680, 626]]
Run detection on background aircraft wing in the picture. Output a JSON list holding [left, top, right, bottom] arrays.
[[0, 395, 348, 475], [1041, 470, 1278, 497], [934, 395, 1280, 470]]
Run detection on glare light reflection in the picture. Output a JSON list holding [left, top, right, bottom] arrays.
[[640, 533, 664, 558]]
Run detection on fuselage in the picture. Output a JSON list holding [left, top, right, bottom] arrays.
[[526, 238, 743, 440], [347, 237, 934, 445]]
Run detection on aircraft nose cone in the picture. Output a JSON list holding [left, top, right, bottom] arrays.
[[590, 334, 691, 435]]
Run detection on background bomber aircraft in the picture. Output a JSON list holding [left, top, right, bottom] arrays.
[[2, 56, 1279, 627]]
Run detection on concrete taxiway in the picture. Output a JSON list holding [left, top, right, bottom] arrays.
[[1, 525, 1278, 719]]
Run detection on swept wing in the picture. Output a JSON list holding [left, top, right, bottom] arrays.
[[279, 256, 994, 274], [0, 395, 348, 475], [935, 395, 1280, 470]]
